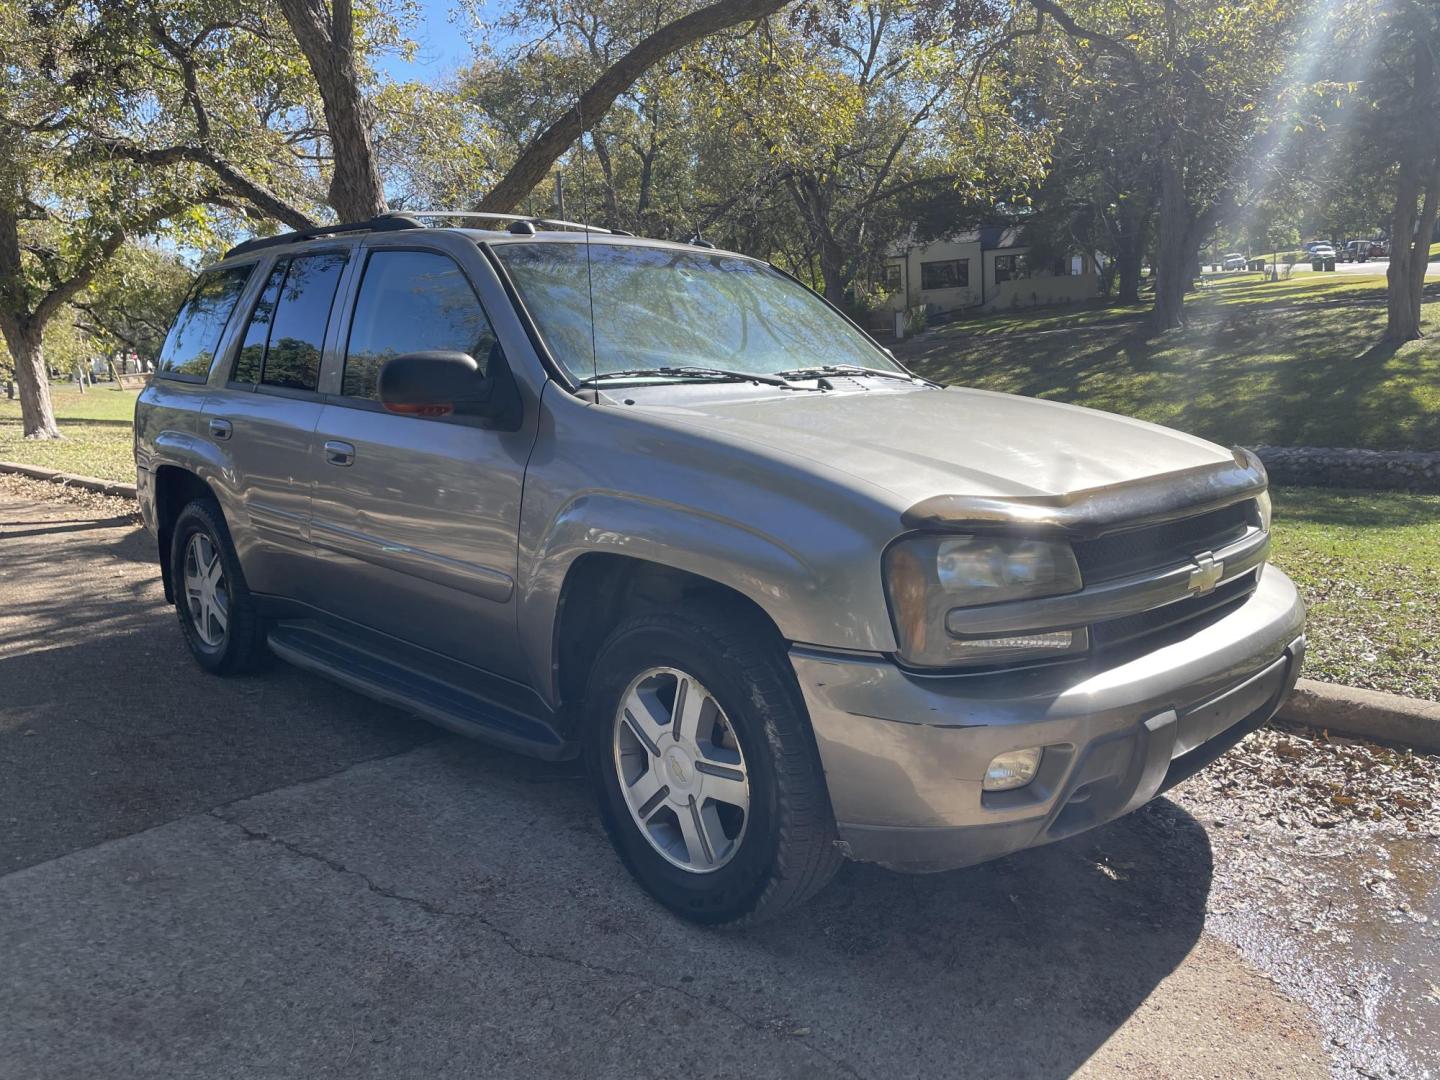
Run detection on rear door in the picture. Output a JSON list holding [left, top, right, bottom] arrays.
[[202, 246, 354, 601], [306, 234, 537, 680]]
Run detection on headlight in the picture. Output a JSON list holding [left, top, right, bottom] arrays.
[[1255, 489, 1272, 532], [883, 534, 1085, 669]]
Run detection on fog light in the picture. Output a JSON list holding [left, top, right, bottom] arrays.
[[984, 747, 1043, 791]]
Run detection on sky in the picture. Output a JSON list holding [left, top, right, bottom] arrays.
[[374, 0, 477, 83]]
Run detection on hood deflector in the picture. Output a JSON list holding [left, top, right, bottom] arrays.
[[900, 448, 1267, 539]]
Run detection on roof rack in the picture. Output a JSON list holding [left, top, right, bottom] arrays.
[[224, 213, 426, 259], [222, 209, 621, 260], [400, 211, 614, 235]]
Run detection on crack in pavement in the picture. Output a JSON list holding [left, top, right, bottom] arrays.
[[208, 810, 867, 1080]]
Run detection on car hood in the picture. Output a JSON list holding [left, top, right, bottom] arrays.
[[628, 384, 1237, 507]]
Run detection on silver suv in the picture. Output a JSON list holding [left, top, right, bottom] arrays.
[[135, 213, 1306, 924]]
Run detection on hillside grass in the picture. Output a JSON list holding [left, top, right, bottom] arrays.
[[899, 275, 1440, 451], [1270, 487, 1440, 701]]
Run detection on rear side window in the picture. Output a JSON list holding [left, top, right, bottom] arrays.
[[230, 252, 347, 392], [231, 263, 287, 385], [156, 265, 254, 380], [341, 250, 498, 401]]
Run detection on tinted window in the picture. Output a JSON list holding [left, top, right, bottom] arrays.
[[156, 265, 254, 378], [259, 253, 348, 392], [342, 250, 498, 400], [231, 262, 287, 385]]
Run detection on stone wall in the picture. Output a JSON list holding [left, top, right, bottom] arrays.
[[1252, 446, 1440, 493]]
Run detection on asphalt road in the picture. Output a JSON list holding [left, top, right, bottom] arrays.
[[0, 479, 1423, 1079]]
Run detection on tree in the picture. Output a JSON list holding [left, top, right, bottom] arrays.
[[472, 0, 800, 214], [1028, 0, 1304, 330], [696, 0, 1046, 303], [1361, 1, 1440, 342], [275, 0, 387, 220], [0, 1, 245, 438], [73, 244, 195, 364]]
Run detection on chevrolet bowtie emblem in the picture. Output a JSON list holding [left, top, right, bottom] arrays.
[[1188, 551, 1223, 595]]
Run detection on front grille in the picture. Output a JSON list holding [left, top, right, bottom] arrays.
[[1073, 499, 1256, 584], [1090, 571, 1258, 653]]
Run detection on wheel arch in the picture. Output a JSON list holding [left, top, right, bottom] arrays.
[[152, 465, 221, 602], [550, 553, 786, 729]]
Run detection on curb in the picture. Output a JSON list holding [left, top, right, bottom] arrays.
[[1277, 678, 1440, 754], [0, 460, 137, 499]]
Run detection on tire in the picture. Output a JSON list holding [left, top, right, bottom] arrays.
[[584, 603, 843, 925], [169, 498, 267, 675]]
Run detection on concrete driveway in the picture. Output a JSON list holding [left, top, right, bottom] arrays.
[[0, 479, 1410, 1079]]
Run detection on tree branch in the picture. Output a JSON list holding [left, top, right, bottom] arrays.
[[475, 0, 795, 214]]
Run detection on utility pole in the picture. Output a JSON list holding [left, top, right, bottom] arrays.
[[555, 172, 566, 220]]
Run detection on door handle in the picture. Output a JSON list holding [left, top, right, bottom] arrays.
[[324, 440, 356, 467], [208, 418, 233, 440]]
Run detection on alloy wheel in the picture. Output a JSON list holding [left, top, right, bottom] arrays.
[[612, 666, 750, 873], [183, 532, 230, 648]]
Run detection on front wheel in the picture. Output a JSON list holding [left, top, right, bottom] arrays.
[[585, 605, 842, 925]]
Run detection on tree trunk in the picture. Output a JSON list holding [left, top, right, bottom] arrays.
[[590, 136, 622, 229], [277, 0, 387, 221], [474, 0, 792, 214], [1151, 153, 1189, 331], [1385, 35, 1439, 344], [819, 237, 848, 304], [1116, 235, 1145, 304], [0, 319, 60, 439], [1385, 155, 1439, 342]]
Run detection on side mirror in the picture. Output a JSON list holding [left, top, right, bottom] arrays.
[[378, 350, 512, 421]]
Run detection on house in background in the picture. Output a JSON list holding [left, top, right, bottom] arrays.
[[880, 226, 1100, 319]]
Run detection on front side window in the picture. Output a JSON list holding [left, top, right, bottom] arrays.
[[493, 242, 899, 382], [156, 264, 254, 379], [342, 250, 498, 401], [920, 259, 968, 290]]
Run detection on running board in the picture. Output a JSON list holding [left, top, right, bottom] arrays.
[[267, 623, 576, 760]]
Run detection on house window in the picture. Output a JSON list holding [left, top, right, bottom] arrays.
[[921, 259, 968, 290], [995, 254, 1029, 283], [882, 263, 903, 294]]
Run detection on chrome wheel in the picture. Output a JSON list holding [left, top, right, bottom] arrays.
[[183, 532, 229, 648], [612, 667, 750, 873]]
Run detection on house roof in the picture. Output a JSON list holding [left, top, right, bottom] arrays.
[[886, 224, 1026, 257]]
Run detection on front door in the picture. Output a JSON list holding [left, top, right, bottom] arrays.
[[306, 241, 536, 681]]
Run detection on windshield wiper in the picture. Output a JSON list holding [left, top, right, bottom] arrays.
[[577, 366, 798, 388], [770, 364, 920, 383]]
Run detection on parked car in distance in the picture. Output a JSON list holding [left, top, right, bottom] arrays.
[[1308, 243, 1336, 260], [134, 212, 1306, 924], [1222, 252, 1248, 270]]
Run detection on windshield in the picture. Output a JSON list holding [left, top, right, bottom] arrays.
[[491, 241, 901, 383]]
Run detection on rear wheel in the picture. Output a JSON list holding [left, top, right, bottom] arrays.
[[169, 499, 267, 675], [585, 604, 842, 925]]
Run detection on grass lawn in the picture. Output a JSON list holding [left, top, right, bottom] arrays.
[[0, 383, 139, 482], [1270, 486, 1440, 702], [899, 273, 1440, 451]]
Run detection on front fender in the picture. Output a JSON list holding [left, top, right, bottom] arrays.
[[516, 490, 897, 705]]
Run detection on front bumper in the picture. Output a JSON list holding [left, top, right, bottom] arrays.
[[792, 564, 1306, 872]]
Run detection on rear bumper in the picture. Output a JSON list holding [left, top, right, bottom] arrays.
[[791, 564, 1305, 872]]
